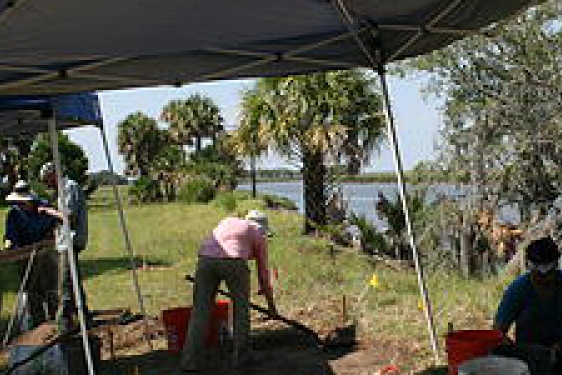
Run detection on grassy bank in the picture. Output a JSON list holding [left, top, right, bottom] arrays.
[[0, 188, 510, 369]]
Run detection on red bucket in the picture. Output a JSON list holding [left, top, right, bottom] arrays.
[[446, 329, 503, 375], [162, 300, 230, 354]]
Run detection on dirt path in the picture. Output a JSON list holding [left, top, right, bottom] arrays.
[[99, 323, 447, 375]]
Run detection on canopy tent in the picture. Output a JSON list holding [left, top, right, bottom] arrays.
[[0, 0, 538, 95], [0, 0, 541, 372], [0, 93, 101, 136], [0, 93, 151, 375]]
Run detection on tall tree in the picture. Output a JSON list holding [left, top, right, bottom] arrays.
[[28, 133, 89, 186], [407, 1, 562, 221], [231, 90, 274, 197], [237, 70, 385, 233], [117, 112, 166, 178], [161, 94, 224, 153]]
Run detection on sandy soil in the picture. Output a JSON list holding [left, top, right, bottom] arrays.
[[96, 319, 447, 375]]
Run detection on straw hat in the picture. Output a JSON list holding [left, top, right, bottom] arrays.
[[5, 191, 35, 203], [6, 180, 39, 203], [245, 209, 269, 234]]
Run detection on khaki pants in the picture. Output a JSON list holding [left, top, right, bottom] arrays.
[[181, 257, 250, 370]]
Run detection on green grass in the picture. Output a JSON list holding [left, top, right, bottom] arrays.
[[0, 187, 511, 367]]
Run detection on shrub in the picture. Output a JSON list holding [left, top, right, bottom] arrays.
[[348, 213, 388, 256], [129, 176, 160, 203], [178, 177, 216, 204], [262, 194, 298, 211], [213, 192, 238, 212]]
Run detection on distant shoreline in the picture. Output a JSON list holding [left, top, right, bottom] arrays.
[[240, 172, 408, 184]]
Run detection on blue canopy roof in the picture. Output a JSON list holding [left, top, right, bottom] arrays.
[[0, 0, 539, 96], [0, 93, 102, 137]]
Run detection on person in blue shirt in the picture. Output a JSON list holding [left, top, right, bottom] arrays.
[[494, 236, 562, 372], [4, 181, 59, 330]]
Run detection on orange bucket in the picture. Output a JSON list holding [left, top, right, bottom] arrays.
[[162, 300, 230, 354], [446, 330, 503, 375]]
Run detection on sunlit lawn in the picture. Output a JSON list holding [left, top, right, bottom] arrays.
[[0, 187, 511, 367]]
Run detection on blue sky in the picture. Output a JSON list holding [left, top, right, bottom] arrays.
[[66, 75, 443, 174]]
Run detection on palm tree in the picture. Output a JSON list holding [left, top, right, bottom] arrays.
[[161, 94, 224, 153], [117, 112, 165, 178], [237, 70, 385, 234], [152, 141, 184, 201], [231, 90, 273, 197]]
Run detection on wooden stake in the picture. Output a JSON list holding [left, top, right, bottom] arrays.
[[107, 325, 115, 361], [342, 295, 348, 324]]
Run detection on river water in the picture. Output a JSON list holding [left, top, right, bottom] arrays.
[[237, 181, 472, 230], [238, 180, 521, 230]]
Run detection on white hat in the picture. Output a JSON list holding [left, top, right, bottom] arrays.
[[14, 180, 30, 192], [5, 191, 35, 203], [245, 209, 269, 234]]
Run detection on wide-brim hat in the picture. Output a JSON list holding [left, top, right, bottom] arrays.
[[5, 191, 36, 203]]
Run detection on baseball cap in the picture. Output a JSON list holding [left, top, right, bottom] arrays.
[[526, 237, 560, 274]]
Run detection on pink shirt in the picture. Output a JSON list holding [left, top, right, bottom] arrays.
[[199, 217, 271, 292]]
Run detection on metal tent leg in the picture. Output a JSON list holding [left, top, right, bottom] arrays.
[[331, 0, 440, 361], [98, 124, 153, 350], [376, 67, 440, 360], [48, 118, 96, 375]]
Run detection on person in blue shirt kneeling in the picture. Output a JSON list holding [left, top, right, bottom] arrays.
[[494, 236, 562, 373]]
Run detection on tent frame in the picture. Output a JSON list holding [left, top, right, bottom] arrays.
[[48, 116, 97, 375], [0, 15, 483, 92], [0, 100, 152, 375], [332, 0, 440, 361], [0, 0, 536, 367]]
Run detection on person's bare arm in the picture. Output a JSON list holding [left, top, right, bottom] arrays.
[[254, 231, 278, 317], [37, 206, 65, 221]]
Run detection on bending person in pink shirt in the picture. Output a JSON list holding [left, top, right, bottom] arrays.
[[181, 210, 278, 372]]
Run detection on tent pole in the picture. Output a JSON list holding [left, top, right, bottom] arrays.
[[98, 124, 153, 350], [48, 118, 96, 375], [2, 247, 39, 347], [376, 67, 440, 360], [331, 0, 440, 361]]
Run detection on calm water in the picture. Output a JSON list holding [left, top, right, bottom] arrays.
[[238, 181, 520, 230], [237, 181, 471, 230]]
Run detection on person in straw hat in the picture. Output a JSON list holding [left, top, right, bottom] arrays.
[[3, 180, 59, 329], [181, 209, 278, 372]]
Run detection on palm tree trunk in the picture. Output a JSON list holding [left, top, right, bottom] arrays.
[[251, 155, 257, 198], [303, 149, 326, 234]]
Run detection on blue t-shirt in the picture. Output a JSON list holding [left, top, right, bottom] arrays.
[[495, 270, 562, 346], [4, 205, 58, 248]]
